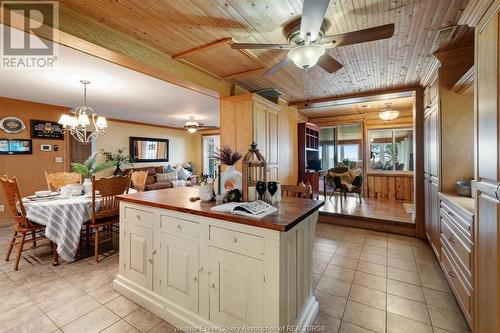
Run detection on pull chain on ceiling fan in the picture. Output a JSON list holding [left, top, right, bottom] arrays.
[[231, 0, 395, 76]]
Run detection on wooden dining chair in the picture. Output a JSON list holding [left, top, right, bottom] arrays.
[[130, 170, 148, 192], [0, 175, 56, 270], [45, 172, 82, 191], [281, 184, 313, 199], [88, 174, 131, 262]]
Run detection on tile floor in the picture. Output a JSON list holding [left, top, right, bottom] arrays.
[[0, 223, 470, 333]]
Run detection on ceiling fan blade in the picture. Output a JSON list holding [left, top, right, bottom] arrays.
[[263, 57, 292, 76], [300, 0, 330, 41], [321, 23, 395, 48], [231, 43, 293, 50], [199, 125, 220, 129], [317, 54, 343, 74]]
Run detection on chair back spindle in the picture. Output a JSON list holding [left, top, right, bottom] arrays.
[[91, 175, 131, 222], [0, 175, 32, 229], [281, 184, 312, 199], [130, 170, 149, 192], [45, 172, 82, 191]]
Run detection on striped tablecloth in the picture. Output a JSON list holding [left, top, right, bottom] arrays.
[[24, 196, 93, 262]]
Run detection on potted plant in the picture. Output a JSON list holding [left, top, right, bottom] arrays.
[[101, 147, 134, 176], [71, 153, 115, 193], [212, 145, 242, 193]]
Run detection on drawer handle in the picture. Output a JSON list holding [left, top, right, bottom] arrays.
[[177, 224, 182, 230], [198, 266, 204, 272], [232, 237, 238, 243], [193, 276, 197, 282], [148, 258, 153, 264], [448, 271, 456, 278], [152, 249, 157, 255], [136, 215, 141, 220], [447, 237, 455, 244], [447, 211, 455, 217]]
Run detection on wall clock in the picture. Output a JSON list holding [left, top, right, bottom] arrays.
[[0, 117, 25, 134]]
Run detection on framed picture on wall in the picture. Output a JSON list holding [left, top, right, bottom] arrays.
[[0, 117, 25, 134], [31, 119, 64, 140], [0, 139, 32, 154]]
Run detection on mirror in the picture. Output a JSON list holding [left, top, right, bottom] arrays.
[[130, 136, 169, 162]]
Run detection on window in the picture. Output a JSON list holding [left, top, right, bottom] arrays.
[[369, 129, 413, 172], [202, 135, 220, 176]]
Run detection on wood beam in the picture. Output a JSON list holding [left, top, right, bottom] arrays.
[[172, 38, 232, 59], [452, 66, 475, 94], [290, 87, 418, 109], [222, 67, 266, 80], [458, 0, 495, 27]]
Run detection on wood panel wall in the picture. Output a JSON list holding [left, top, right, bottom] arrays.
[[367, 173, 414, 202], [0, 97, 70, 226]]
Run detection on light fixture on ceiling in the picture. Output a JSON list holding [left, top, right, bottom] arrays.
[[58, 80, 107, 144], [378, 102, 399, 121], [184, 117, 199, 133], [287, 33, 325, 69]]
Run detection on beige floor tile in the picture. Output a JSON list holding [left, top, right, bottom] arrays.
[[87, 282, 120, 304], [105, 295, 140, 318], [361, 245, 387, 256], [419, 274, 451, 293], [316, 275, 352, 298], [343, 235, 365, 244], [314, 312, 341, 332], [388, 267, 421, 285], [336, 248, 361, 259], [331, 255, 359, 270], [148, 320, 178, 333], [423, 288, 460, 312], [387, 313, 433, 333], [124, 307, 162, 332], [46, 294, 101, 327], [324, 264, 356, 283], [313, 260, 328, 275], [388, 256, 418, 272], [359, 253, 387, 266], [314, 289, 347, 319], [356, 261, 386, 277], [348, 284, 386, 310], [339, 321, 375, 333], [339, 241, 364, 251], [313, 252, 333, 264], [5, 314, 58, 333], [364, 238, 388, 248], [427, 305, 471, 333], [387, 279, 425, 302], [312, 273, 322, 288], [352, 271, 386, 292], [101, 319, 141, 333], [388, 247, 415, 260], [387, 294, 430, 324], [61, 306, 119, 333], [343, 301, 386, 333], [0, 302, 44, 332]]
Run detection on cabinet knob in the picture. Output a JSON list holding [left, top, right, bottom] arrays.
[[233, 237, 238, 243], [210, 283, 215, 288], [198, 266, 204, 272], [447, 211, 454, 217], [193, 276, 197, 282], [136, 215, 141, 220], [152, 249, 157, 255], [447, 237, 455, 244], [448, 271, 456, 278], [148, 258, 153, 264], [177, 224, 182, 230]]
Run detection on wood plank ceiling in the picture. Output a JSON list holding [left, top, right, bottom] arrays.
[[59, 0, 470, 102]]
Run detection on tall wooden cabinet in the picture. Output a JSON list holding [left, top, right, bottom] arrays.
[[474, 2, 500, 332], [220, 93, 279, 181]]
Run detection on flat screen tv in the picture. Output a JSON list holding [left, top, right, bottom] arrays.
[[306, 150, 321, 171], [0, 139, 32, 155]]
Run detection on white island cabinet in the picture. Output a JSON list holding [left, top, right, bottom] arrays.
[[114, 187, 323, 332]]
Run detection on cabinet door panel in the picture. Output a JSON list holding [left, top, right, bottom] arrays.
[[430, 180, 440, 258], [159, 233, 199, 313], [122, 224, 153, 290], [267, 110, 278, 165], [209, 247, 264, 327], [253, 102, 268, 160]]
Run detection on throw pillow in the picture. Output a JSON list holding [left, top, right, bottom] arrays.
[[157, 172, 178, 183], [176, 166, 191, 181], [163, 164, 176, 173]]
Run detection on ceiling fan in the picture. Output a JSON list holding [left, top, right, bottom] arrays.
[[231, 0, 395, 76], [183, 116, 218, 133]]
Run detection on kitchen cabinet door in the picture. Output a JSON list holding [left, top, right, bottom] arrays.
[[209, 247, 264, 327], [158, 232, 199, 313], [122, 223, 153, 290], [253, 101, 268, 161]]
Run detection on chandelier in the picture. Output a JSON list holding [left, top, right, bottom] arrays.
[[58, 80, 107, 144], [378, 102, 400, 121]]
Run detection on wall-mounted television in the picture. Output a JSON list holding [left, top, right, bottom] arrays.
[[0, 139, 32, 155]]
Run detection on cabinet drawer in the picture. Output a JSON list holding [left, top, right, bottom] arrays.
[[160, 215, 199, 237], [123, 206, 154, 228], [441, 245, 472, 318], [440, 216, 472, 278], [440, 201, 472, 239], [209, 226, 264, 259]]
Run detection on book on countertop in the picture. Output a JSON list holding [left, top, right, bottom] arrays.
[[210, 200, 277, 219]]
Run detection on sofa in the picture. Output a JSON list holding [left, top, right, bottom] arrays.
[[124, 166, 196, 191]]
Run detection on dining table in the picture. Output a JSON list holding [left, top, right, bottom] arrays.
[[22, 189, 136, 263]]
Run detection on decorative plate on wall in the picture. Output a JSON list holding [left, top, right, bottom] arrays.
[[0, 117, 25, 134]]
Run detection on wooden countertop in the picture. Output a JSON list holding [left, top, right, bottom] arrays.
[[117, 187, 324, 232]]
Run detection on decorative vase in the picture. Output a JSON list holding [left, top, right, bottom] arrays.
[[199, 183, 213, 202], [220, 165, 242, 192], [113, 165, 123, 176], [83, 178, 92, 194]]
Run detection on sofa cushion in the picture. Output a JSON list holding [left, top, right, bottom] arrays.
[[157, 172, 178, 183], [146, 181, 172, 191], [176, 166, 191, 181]]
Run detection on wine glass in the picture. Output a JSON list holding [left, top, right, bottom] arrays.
[[267, 181, 278, 206], [256, 181, 267, 201]]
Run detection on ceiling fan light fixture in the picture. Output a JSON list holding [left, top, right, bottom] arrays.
[[287, 44, 325, 69], [378, 103, 399, 121], [187, 126, 198, 133]]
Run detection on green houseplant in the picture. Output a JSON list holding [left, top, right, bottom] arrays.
[[101, 147, 134, 175], [71, 153, 114, 193]]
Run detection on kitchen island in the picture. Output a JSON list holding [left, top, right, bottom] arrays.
[[114, 187, 324, 332]]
